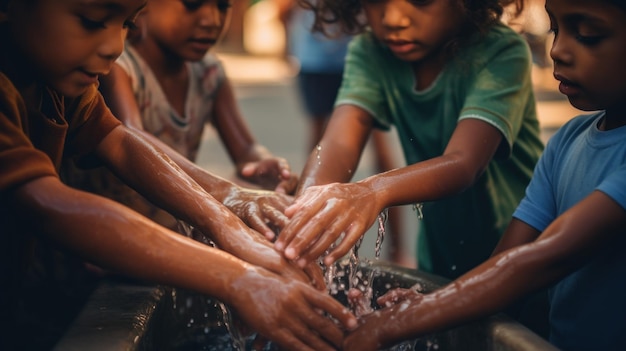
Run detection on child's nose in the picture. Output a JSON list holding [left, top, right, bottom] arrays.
[[382, 4, 410, 29], [198, 4, 222, 28], [549, 33, 572, 66], [98, 28, 126, 62]]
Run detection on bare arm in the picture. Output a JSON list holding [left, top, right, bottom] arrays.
[[99, 64, 291, 237], [277, 104, 503, 265], [211, 75, 297, 193], [95, 125, 320, 284], [9, 176, 356, 351], [344, 191, 626, 350]]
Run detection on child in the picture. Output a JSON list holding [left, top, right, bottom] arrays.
[[343, 0, 626, 349], [64, 0, 298, 232], [0, 0, 356, 350], [275, 0, 544, 280], [274, 0, 409, 265]]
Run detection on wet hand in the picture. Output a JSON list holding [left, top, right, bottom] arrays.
[[343, 290, 423, 351], [222, 224, 327, 291], [274, 182, 380, 267], [222, 188, 293, 240], [239, 157, 299, 195], [231, 267, 357, 351]]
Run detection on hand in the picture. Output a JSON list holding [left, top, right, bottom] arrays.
[[343, 289, 424, 351], [211, 221, 328, 291], [230, 266, 357, 351], [275, 182, 381, 267], [222, 187, 293, 240], [239, 157, 299, 195]]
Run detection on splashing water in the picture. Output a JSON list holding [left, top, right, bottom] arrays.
[[175, 220, 250, 350], [315, 144, 322, 165], [413, 203, 424, 220], [174, 216, 431, 350]]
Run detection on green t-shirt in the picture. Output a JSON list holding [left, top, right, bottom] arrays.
[[336, 23, 544, 279]]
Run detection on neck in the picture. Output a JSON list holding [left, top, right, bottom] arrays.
[[601, 108, 626, 130]]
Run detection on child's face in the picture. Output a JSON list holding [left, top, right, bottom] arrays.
[[140, 0, 232, 62], [547, 0, 626, 112], [360, 0, 465, 63], [6, 0, 146, 98]]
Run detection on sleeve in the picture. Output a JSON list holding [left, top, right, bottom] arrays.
[[114, 45, 142, 93], [0, 75, 58, 191], [199, 54, 226, 99], [64, 84, 121, 164], [334, 33, 392, 130], [459, 28, 534, 156], [512, 130, 559, 231], [597, 165, 626, 210]]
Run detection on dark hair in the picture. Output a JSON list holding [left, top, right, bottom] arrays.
[[607, 0, 626, 12], [297, 0, 525, 40]]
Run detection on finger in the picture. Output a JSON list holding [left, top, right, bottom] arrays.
[[324, 222, 369, 265], [297, 310, 345, 350], [306, 288, 357, 331], [297, 215, 355, 266], [246, 213, 275, 240], [283, 204, 346, 260], [262, 203, 289, 228], [274, 212, 315, 253], [304, 262, 327, 291], [240, 162, 258, 177]]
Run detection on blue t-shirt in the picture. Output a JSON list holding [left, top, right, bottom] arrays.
[[287, 8, 351, 73], [513, 111, 626, 350]]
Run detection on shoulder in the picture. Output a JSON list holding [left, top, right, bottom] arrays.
[[190, 53, 224, 80], [462, 23, 530, 64], [552, 112, 600, 139], [0, 73, 23, 111]]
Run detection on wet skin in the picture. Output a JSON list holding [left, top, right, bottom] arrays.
[[275, 0, 504, 266], [341, 0, 626, 349], [2, 0, 356, 349]]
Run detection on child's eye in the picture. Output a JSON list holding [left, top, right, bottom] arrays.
[[218, 1, 232, 12], [182, 0, 203, 11], [80, 16, 106, 30], [408, 0, 434, 6], [124, 20, 138, 30], [575, 34, 603, 46]]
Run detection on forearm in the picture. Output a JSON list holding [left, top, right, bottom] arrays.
[[381, 240, 565, 346], [298, 138, 364, 194], [358, 153, 479, 209], [11, 177, 249, 305], [126, 127, 239, 202], [99, 126, 248, 244]]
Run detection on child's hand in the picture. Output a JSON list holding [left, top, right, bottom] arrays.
[[230, 266, 357, 351], [275, 182, 381, 267], [239, 157, 299, 195], [222, 187, 293, 241], [343, 288, 424, 351]]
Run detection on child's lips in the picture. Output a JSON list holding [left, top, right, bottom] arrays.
[[189, 38, 216, 51], [554, 74, 582, 96], [385, 39, 417, 55]]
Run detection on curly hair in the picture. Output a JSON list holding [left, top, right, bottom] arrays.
[[297, 0, 525, 38]]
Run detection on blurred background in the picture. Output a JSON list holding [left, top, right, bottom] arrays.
[[197, 0, 581, 267]]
